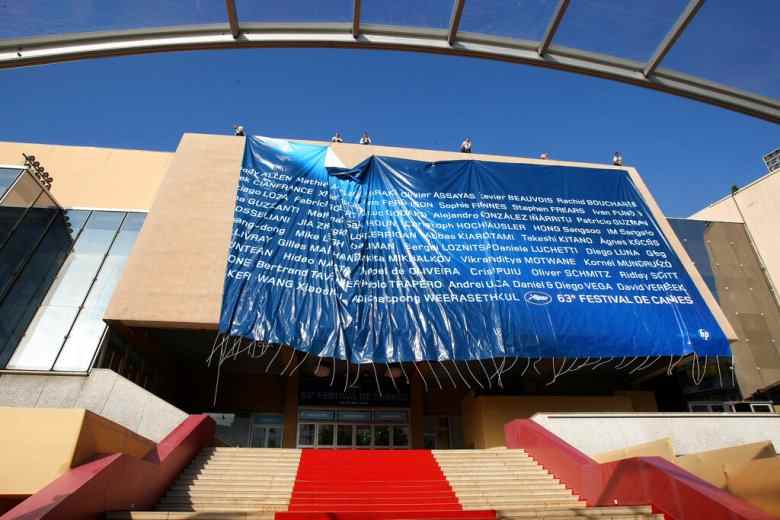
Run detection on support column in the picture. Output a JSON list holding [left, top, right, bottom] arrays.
[[410, 369, 425, 448], [283, 371, 300, 448]]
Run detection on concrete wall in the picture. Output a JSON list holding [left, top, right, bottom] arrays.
[[462, 393, 651, 448], [0, 369, 187, 442], [691, 171, 780, 315], [0, 141, 172, 210], [532, 412, 780, 455], [0, 407, 155, 496], [104, 133, 244, 328]]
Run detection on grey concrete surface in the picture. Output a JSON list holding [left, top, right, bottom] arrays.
[[0, 368, 187, 442], [531, 412, 780, 455]]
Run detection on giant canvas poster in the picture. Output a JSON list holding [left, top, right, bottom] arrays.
[[218, 136, 730, 365]]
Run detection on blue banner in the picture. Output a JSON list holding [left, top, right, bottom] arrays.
[[219, 136, 730, 363]]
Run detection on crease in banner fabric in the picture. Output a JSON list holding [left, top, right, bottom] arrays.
[[218, 136, 730, 366]]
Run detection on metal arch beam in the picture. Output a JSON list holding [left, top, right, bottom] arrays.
[[0, 24, 777, 123], [538, 0, 570, 56], [447, 0, 466, 46], [352, 0, 361, 39], [644, 0, 704, 77], [225, 0, 240, 39]]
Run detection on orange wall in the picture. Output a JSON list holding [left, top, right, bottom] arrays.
[[0, 407, 155, 496], [462, 394, 654, 449], [0, 141, 171, 210]]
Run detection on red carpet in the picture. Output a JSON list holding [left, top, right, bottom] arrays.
[[275, 449, 496, 520]]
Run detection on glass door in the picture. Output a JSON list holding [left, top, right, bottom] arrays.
[[250, 414, 283, 447]]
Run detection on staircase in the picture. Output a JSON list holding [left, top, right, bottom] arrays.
[[109, 447, 301, 519], [433, 449, 662, 519], [109, 447, 661, 520], [278, 449, 494, 519]]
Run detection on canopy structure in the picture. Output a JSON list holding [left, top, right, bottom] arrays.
[[1, 1, 778, 123]]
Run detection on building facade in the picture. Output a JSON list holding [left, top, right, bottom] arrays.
[[0, 134, 778, 451]]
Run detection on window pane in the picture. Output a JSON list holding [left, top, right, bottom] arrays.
[[43, 254, 103, 307], [64, 210, 92, 242], [0, 168, 23, 202], [337, 425, 353, 446], [0, 1, 229, 40], [73, 211, 124, 255], [0, 187, 57, 295], [460, 0, 558, 41], [6, 305, 79, 370], [355, 425, 372, 446], [373, 425, 390, 447], [0, 212, 72, 367], [317, 424, 334, 447], [236, 0, 352, 23], [298, 423, 315, 446], [107, 212, 145, 257], [362, 0, 451, 28], [82, 255, 128, 311], [52, 309, 106, 371], [392, 426, 409, 447], [554, 0, 688, 62], [266, 427, 282, 448]]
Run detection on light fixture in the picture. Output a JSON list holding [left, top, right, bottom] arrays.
[[384, 366, 401, 379]]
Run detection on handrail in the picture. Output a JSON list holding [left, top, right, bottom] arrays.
[[1, 414, 216, 520], [505, 419, 775, 520]]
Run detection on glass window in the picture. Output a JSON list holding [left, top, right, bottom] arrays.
[[298, 423, 315, 446], [317, 424, 335, 447], [0, 168, 23, 200], [0, 211, 71, 367], [355, 425, 372, 447], [373, 425, 390, 447], [266, 426, 282, 448], [6, 305, 79, 370], [362, 0, 451, 29], [392, 426, 409, 447], [63, 210, 92, 242], [751, 404, 773, 413], [299, 409, 336, 422], [236, 0, 352, 23], [337, 424, 354, 447], [72, 211, 124, 255], [0, 186, 55, 294], [52, 309, 106, 371]]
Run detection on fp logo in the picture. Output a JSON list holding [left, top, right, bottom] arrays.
[[524, 291, 552, 305], [698, 329, 710, 341]]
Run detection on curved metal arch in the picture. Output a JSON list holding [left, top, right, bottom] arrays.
[[0, 23, 777, 124]]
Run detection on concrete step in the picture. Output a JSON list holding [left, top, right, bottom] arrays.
[[462, 497, 582, 507], [180, 470, 299, 478], [193, 456, 301, 463], [108, 513, 276, 520], [165, 490, 293, 499], [494, 506, 656, 518], [456, 489, 572, 499], [445, 471, 551, 479], [171, 483, 295, 492], [155, 506, 286, 513], [183, 463, 299, 471]]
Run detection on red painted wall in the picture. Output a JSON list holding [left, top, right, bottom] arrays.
[[1, 414, 215, 520], [504, 419, 775, 520]]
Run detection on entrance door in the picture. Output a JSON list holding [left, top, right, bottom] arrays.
[[250, 414, 283, 447], [297, 408, 410, 448]]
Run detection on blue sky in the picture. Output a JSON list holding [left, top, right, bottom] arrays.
[[0, 2, 778, 217]]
